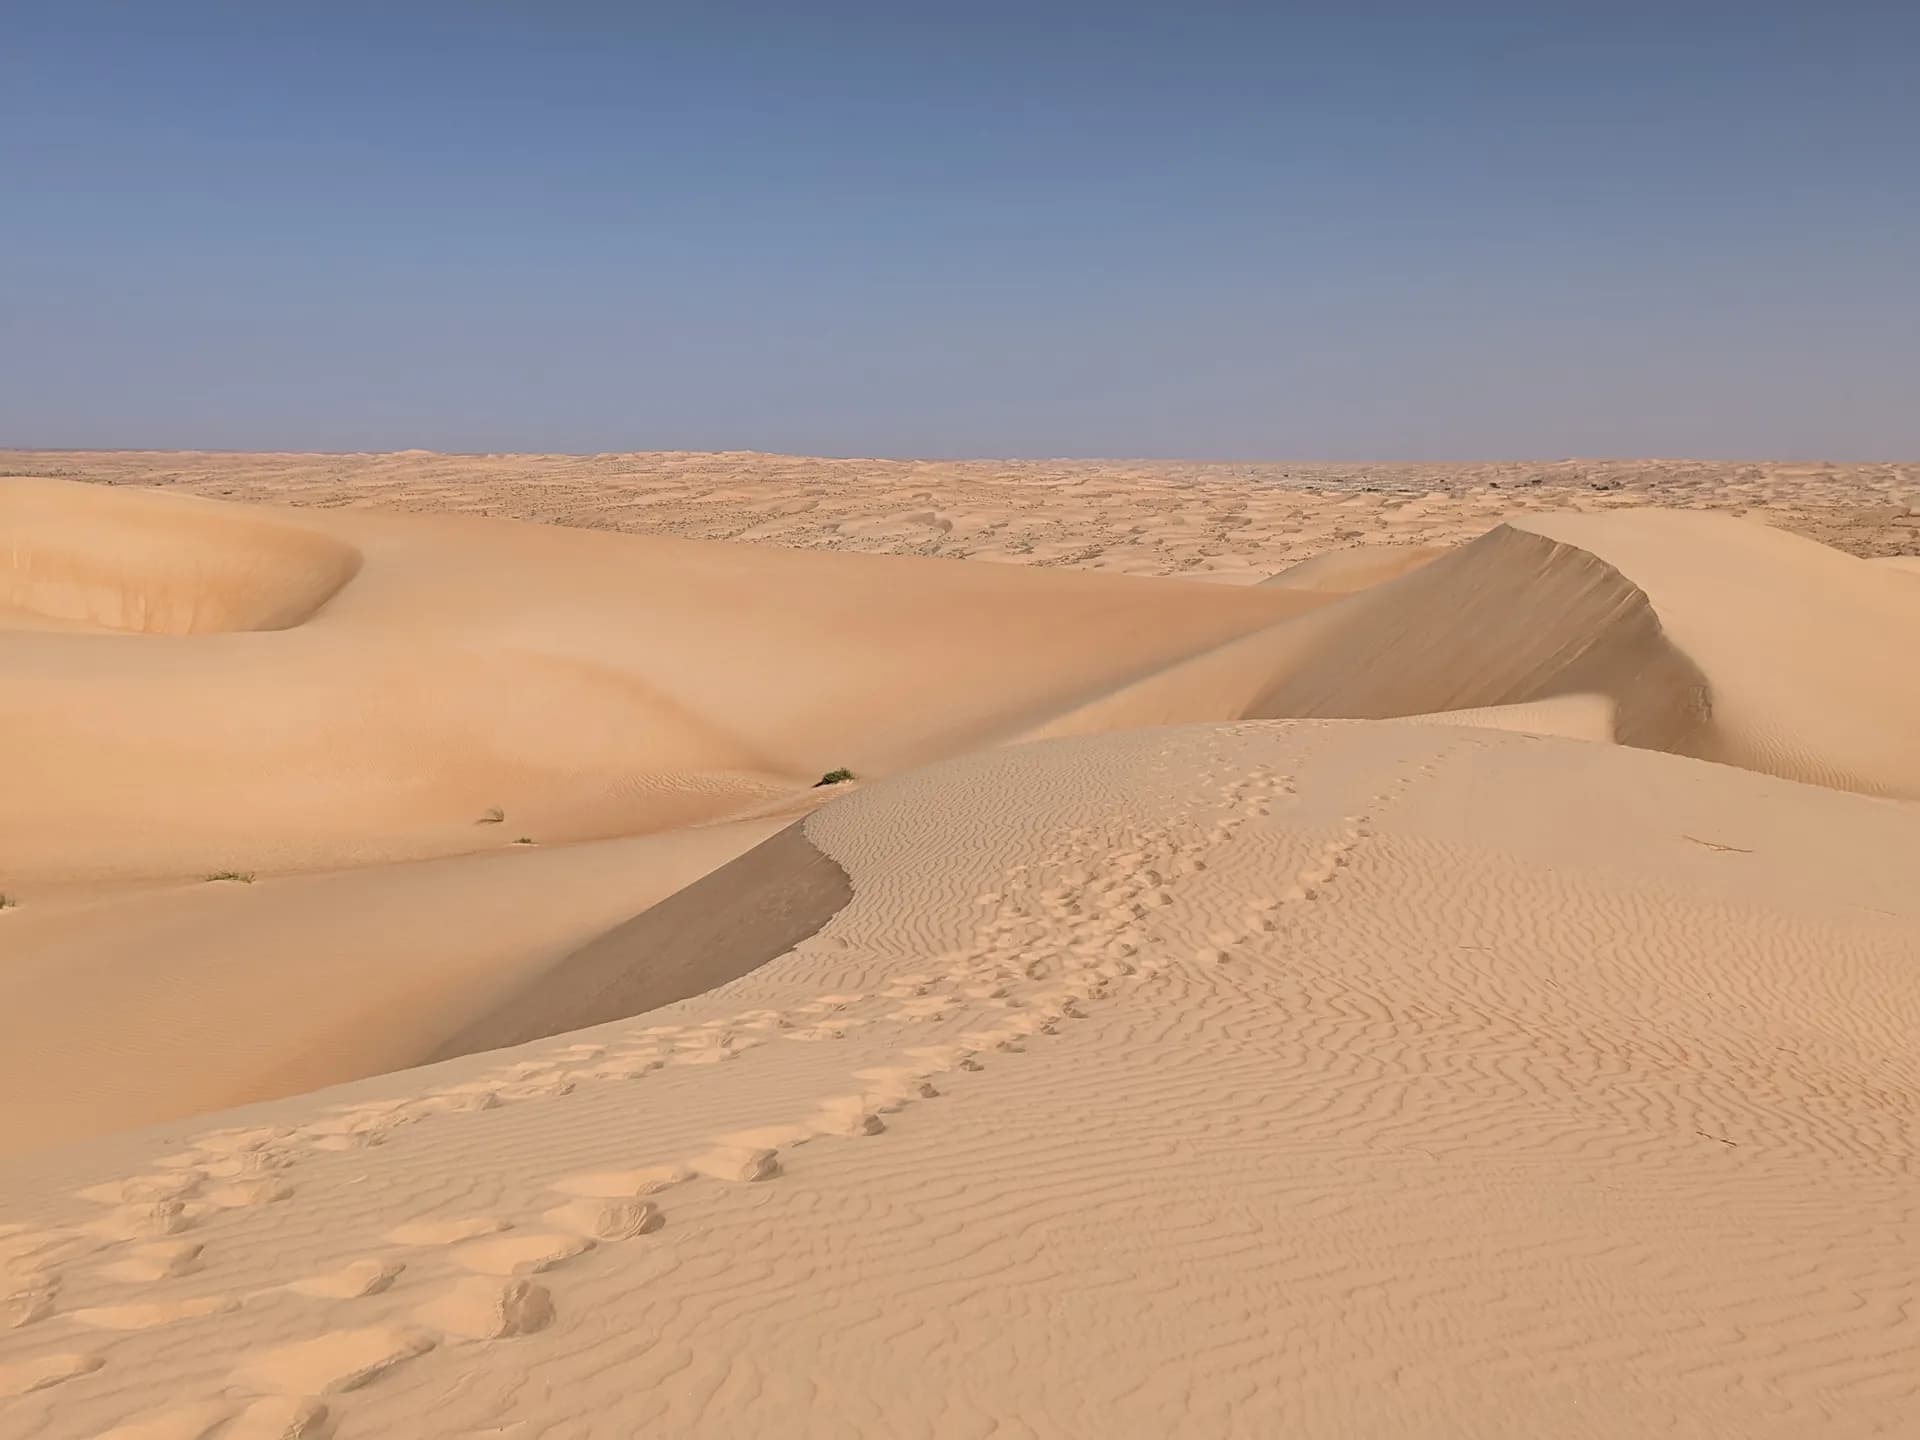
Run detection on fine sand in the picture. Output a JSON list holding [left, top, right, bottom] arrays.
[[2, 454, 1918, 1437], [3, 724, 1918, 1437]]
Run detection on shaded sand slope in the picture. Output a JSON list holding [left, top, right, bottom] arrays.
[[428, 821, 851, 1062], [4, 723, 1917, 1437], [1, 476, 1321, 885], [0, 821, 789, 1155], [1031, 509, 1920, 797]]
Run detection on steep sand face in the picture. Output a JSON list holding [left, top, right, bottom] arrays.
[[3, 724, 1916, 1438], [1, 478, 360, 635], [428, 820, 852, 1061], [0, 820, 791, 1154], [1027, 510, 1920, 797], [1521, 509, 1920, 797]]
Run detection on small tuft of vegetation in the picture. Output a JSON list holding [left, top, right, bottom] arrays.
[[478, 807, 506, 825], [0, 893, 16, 910], [206, 871, 255, 884], [512, 837, 535, 845], [814, 767, 856, 788]]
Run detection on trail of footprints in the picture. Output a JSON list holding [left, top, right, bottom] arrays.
[[4, 733, 1447, 1436]]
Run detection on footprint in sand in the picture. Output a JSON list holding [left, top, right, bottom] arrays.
[[427, 1080, 507, 1106], [687, 1146, 781, 1183], [288, 1257, 405, 1299], [205, 1178, 294, 1209], [717, 1122, 821, 1150], [98, 1240, 205, 1283], [76, 1172, 205, 1206], [413, 1277, 554, 1341], [452, 1232, 593, 1276], [5, 1274, 57, 1328], [590, 1056, 664, 1080], [302, 1130, 386, 1154], [541, 1198, 663, 1241], [401, 1089, 503, 1117], [189, 1127, 292, 1160], [851, 1068, 942, 1103], [233, 1326, 436, 1397], [86, 1200, 207, 1240], [200, 1149, 295, 1177], [0, 1349, 104, 1397], [808, 1100, 886, 1137], [384, 1216, 510, 1247], [496, 1077, 575, 1101]]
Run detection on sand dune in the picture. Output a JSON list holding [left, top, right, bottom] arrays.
[[4, 723, 1917, 1437], [0, 820, 788, 1155], [4, 479, 1918, 1156], [3, 459, 1917, 1434], [1258, 541, 1450, 592], [1033, 510, 1920, 798]]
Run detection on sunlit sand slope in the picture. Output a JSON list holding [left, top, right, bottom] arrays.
[[3, 723, 1915, 1437], [1032, 510, 1920, 797], [1, 477, 1318, 886]]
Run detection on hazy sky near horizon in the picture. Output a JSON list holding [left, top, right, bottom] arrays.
[[3, 3, 1916, 459]]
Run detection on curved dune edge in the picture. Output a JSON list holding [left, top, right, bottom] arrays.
[[0, 477, 1319, 885], [1020, 522, 1712, 755], [0, 821, 790, 1158], [1518, 510, 1920, 797], [0, 477, 362, 635], [4, 722, 1917, 1438], [1258, 542, 1451, 593], [1024, 509, 1920, 798], [426, 820, 851, 1063]]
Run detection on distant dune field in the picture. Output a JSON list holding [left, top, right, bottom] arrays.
[[1, 456, 1916, 1438]]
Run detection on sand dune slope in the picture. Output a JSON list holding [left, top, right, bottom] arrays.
[[3, 723, 1917, 1438], [0, 820, 790, 1156], [1032, 510, 1920, 796], [1, 477, 1317, 887], [9, 484, 1911, 898], [1521, 509, 1920, 795], [1258, 541, 1451, 593], [2, 478, 360, 635], [5, 485, 1917, 1160]]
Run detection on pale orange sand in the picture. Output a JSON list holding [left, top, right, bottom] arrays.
[[5, 476, 1919, 1145], [2, 457, 1918, 1436], [3, 724, 1917, 1437]]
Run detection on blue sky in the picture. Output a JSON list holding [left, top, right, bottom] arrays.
[[3, 3, 1915, 458]]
